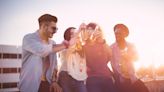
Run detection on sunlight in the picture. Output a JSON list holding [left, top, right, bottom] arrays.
[[0, 0, 164, 74], [134, 45, 164, 72]]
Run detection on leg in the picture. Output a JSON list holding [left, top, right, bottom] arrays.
[[86, 77, 102, 92], [58, 71, 72, 92], [119, 78, 131, 92], [102, 77, 117, 92], [38, 81, 50, 92], [73, 80, 87, 92]]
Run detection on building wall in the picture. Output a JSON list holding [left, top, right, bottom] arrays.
[[0, 44, 164, 92], [0, 45, 21, 92]]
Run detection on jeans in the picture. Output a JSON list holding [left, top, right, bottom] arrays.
[[86, 76, 116, 92], [58, 71, 87, 92]]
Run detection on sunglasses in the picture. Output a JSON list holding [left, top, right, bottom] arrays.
[[51, 27, 58, 33]]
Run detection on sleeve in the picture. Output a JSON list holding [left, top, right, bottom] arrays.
[[22, 34, 53, 57], [110, 44, 121, 74]]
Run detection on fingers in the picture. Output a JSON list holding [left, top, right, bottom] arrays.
[[79, 23, 86, 30], [81, 30, 89, 41]]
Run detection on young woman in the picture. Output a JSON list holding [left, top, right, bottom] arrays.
[[58, 27, 87, 92], [82, 23, 116, 92]]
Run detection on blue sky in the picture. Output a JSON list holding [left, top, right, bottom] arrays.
[[0, 0, 164, 68]]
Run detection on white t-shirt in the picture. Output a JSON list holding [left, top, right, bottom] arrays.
[[59, 46, 87, 81]]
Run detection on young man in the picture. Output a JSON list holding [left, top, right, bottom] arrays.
[[111, 24, 149, 92], [19, 14, 69, 92]]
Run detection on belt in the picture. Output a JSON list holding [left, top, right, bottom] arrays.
[[41, 75, 47, 81]]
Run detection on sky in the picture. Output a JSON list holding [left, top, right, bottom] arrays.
[[0, 0, 164, 70]]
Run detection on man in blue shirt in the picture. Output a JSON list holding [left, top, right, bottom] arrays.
[[19, 14, 69, 92]]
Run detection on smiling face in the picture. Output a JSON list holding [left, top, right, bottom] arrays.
[[44, 21, 58, 38], [114, 28, 125, 42], [114, 24, 129, 43]]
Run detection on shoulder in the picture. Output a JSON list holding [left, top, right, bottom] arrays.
[[23, 32, 37, 40], [103, 43, 112, 53], [49, 39, 56, 44]]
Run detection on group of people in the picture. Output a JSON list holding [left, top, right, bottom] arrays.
[[18, 14, 149, 92]]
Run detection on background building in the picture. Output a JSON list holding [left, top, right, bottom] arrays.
[[0, 44, 164, 92], [0, 45, 21, 92]]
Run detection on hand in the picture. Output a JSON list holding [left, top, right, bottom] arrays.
[[62, 40, 69, 48], [92, 30, 102, 40], [50, 82, 62, 92], [79, 23, 86, 31]]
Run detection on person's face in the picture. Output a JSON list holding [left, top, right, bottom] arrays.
[[114, 28, 125, 42], [70, 29, 76, 38], [45, 22, 58, 38], [86, 27, 95, 40]]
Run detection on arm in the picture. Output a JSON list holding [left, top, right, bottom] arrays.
[[22, 35, 53, 57], [52, 42, 68, 53], [110, 45, 122, 75], [23, 35, 68, 57], [50, 69, 62, 92]]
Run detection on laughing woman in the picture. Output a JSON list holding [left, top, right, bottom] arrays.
[[58, 27, 87, 92]]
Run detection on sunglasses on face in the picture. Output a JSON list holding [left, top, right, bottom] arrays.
[[51, 27, 58, 33]]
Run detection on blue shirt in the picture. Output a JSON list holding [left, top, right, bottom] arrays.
[[18, 31, 57, 92]]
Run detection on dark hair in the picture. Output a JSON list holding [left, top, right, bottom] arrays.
[[114, 24, 129, 37], [64, 27, 76, 41], [38, 14, 58, 27], [87, 22, 97, 30]]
